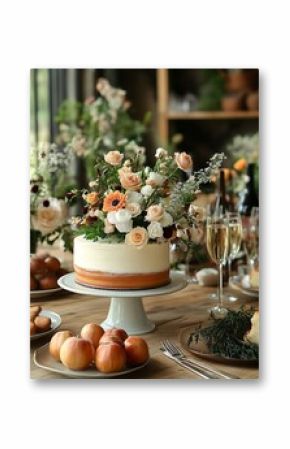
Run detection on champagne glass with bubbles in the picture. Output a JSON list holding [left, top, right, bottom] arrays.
[[206, 215, 229, 318]]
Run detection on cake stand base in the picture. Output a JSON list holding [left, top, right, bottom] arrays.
[[58, 272, 187, 335], [101, 297, 155, 334]]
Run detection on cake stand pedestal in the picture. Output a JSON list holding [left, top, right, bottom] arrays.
[[58, 272, 187, 335]]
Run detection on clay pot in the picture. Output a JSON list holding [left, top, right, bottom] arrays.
[[246, 91, 259, 111], [226, 70, 250, 92], [221, 94, 243, 112]]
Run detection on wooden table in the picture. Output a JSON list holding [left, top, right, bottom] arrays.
[[30, 278, 259, 380]]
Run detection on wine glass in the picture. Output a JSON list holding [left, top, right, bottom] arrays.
[[243, 221, 259, 266], [206, 215, 229, 318], [226, 212, 243, 302]]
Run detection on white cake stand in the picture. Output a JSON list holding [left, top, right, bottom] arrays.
[[58, 272, 187, 335]]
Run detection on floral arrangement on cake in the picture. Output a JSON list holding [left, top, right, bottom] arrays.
[[68, 147, 224, 249], [55, 78, 150, 180]]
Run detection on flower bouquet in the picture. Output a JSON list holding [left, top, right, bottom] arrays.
[[69, 147, 224, 248]]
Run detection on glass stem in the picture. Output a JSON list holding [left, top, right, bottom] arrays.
[[228, 256, 232, 282], [218, 262, 223, 309]]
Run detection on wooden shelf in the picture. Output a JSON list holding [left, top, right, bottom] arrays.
[[167, 110, 259, 120], [156, 69, 259, 143]]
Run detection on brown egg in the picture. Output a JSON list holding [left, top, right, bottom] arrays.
[[30, 321, 38, 336], [44, 256, 61, 273], [39, 274, 59, 290], [34, 315, 51, 332], [30, 256, 47, 275], [30, 275, 38, 291]]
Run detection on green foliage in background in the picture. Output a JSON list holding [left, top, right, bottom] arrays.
[[197, 69, 225, 111]]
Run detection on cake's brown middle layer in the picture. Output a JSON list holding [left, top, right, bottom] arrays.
[[74, 265, 170, 289]]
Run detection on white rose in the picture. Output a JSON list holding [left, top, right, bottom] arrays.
[[147, 222, 164, 239], [160, 212, 173, 228], [141, 185, 154, 197], [126, 190, 143, 204], [107, 209, 133, 233], [126, 203, 141, 217], [146, 205, 164, 222], [155, 147, 168, 158], [32, 198, 67, 235], [146, 171, 165, 187], [107, 211, 117, 225]]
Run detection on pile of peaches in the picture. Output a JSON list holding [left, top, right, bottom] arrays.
[[49, 323, 149, 374], [30, 254, 67, 291]]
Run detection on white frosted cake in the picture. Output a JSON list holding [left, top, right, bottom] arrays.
[[74, 236, 170, 289]]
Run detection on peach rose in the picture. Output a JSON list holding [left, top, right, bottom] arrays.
[[85, 192, 99, 205], [125, 227, 148, 249], [119, 171, 142, 191], [175, 152, 193, 173], [32, 198, 67, 235], [104, 150, 124, 166], [145, 205, 164, 222]]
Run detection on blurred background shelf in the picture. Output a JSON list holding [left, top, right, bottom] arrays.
[[157, 68, 259, 145]]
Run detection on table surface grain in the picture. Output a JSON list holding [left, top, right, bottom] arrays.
[[30, 271, 259, 380]]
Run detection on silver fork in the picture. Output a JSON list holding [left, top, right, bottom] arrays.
[[161, 341, 218, 379], [162, 340, 240, 380]]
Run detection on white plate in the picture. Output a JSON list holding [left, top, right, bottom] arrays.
[[229, 275, 259, 299], [34, 343, 150, 378], [31, 310, 62, 341], [31, 287, 63, 300], [58, 271, 187, 298]]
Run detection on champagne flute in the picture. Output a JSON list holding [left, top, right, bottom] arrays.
[[243, 223, 259, 266], [226, 212, 243, 301], [206, 215, 229, 318]]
